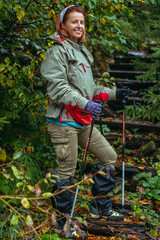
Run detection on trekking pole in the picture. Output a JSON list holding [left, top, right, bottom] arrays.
[[70, 115, 95, 218], [99, 114, 103, 135], [94, 100, 103, 135], [121, 97, 126, 212]]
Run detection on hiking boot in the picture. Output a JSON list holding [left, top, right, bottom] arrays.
[[90, 205, 124, 221]]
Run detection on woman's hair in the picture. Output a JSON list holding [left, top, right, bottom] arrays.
[[56, 5, 87, 44]]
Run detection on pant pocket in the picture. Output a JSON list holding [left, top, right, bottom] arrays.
[[47, 123, 70, 161], [54, 142, 70, 160]]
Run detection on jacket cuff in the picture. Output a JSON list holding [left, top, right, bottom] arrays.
[[78, 97, 89, 110]]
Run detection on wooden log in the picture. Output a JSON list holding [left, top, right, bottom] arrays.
[[134, 141, 156, 158], [108, 70, 160, 75], [95, 117, 160, 133], [115, 163, 156, 175], [115, 164, 156, 192], [86, 219, 146, 238], [103, 132, 160, 149], [112, 200, 152, 211]]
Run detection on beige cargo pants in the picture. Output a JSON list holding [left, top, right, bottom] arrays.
[[47, 122, 117, 179]]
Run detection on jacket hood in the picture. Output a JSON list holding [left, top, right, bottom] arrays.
[[47, 32, 93, 65]]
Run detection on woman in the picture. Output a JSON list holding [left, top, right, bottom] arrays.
[[41, 5, 130, 239]]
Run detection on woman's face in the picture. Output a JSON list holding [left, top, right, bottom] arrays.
[[62, 11, 85, 43]]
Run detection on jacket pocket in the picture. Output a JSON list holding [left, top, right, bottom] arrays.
[[68, 62, 94, 99]]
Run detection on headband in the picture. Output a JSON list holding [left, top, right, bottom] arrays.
[[60, 5, 74, 23]]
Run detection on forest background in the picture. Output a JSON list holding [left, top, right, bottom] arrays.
[[0, 0, 160, 239]]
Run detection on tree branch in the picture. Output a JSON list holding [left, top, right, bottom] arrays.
[[0, 0, 32, 43]]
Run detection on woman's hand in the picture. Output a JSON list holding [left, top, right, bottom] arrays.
[[85, 100, 102, 116], [116, 86, 131, 99]]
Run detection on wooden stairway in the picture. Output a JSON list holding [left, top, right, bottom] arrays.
[[86, 51, 160, 239]]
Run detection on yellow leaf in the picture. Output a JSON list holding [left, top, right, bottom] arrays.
[[26, 215, 33, 227], [29, 69, 34, 79], [46, 172, 51, 179], [2, 171, 11, 179], [40, 53, 45, 60], [7, 80, 15, 87], [16, 8, 25, 20], [27, 185, 34, 191], [19, 92, 24, 98], [138, 199, 151, 204], [11, 166, 24, 179], [29, 109, 37, 123], [0, 148, 6, 162], [47, 9, 55, 19], [97, 170, 106, 175], [138, 166, 145, 170], [53, 14, 57, 23], [21, 197, 30, 209], [33, 80, 37, 86], [11, 215, 20, 226], [123, 217, 132, 222], [51, 211, 57, 226], [100, 18, 106, 25], [150, 229, 158, 237], [115, 4, 121, 10], [110, 6, 114, 14], [42, 192, 53, 197], [0, 64, 5, 72], [42, 225, 50, 234], [115, 45, 119, 50], [140, 43, 147, 47], [88, 24, 93, 32]]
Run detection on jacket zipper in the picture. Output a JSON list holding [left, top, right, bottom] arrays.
[[82, 64, 86, 73]]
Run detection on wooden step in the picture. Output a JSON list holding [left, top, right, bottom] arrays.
[[112, 78, 158, 88], [95, 117, 160, 133], [105, 132, 160, 148], [114, 55, 159, 63], [86, 219, 146, 238], [110, 62, 134, 71], [108, 70, 160, 79]]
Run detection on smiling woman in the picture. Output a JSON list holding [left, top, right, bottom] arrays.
[[61, 11, 85, 43], [56, 5, 87, 43], [41, 4, 129, 240]]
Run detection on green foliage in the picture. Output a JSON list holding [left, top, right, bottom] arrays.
[[126, 56, 160, 123], [126, 85, 160, 123], [126, 190, 160, 233], [0, 0, 160, 238], [119, 2, 160, 123], [39, 233, 62, 240], [132, 203, 160, 231], [133, 169, 160, 200], [0, 117, 10, 130]]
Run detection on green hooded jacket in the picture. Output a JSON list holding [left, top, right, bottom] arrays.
[[40, 32, 116, 123]]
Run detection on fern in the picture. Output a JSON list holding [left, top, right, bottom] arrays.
[[0, 117, 10, 131]]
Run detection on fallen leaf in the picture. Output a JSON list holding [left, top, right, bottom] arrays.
[[51, 211, 57, 227], [34, 184, 41, 197], [138, 166, 145, 170], [138, 199, 152, 204], [138, 186, 145, 195], [26, 215, 34, 227], [123, 218, 132, 222], [21, 197, 30, 209], [127, 234, 140, 240]]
